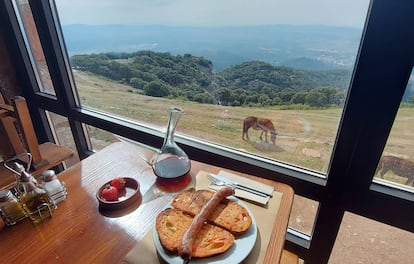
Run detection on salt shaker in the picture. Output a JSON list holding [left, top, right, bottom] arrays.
[[40, 170, 67, 205], [0, 189, 26, 226]]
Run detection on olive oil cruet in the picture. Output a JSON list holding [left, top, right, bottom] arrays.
[[4, 153, 54, 224]]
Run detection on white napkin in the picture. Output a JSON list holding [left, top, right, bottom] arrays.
[[208, 170, 274, 206]]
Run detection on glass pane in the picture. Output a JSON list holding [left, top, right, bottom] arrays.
[[14, 0, 56, 95], [86, 125, 120, 151], [46, 111, 79, 167], [374, 70, 414, 190], [54, 0, 370, 174], [288, 195, 318, 236], [330, 212, 414, 264]]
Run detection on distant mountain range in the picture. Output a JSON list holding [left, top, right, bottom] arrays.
[[62, 24, 362, 72]]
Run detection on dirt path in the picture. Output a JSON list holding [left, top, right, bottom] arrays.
[[289, 196, 414, 263], [329, 212, 414, 264]]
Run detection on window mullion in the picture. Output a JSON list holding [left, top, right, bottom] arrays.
[[28, 0, 90, 155]]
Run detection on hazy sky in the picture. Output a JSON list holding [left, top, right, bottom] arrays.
[[55, 0, 370, 28]]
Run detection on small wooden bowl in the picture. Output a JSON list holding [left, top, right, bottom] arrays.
[[96, 177, 141, 211]]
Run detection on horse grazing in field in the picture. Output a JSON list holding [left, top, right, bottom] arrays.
[[376, 155, 414, 186], [242, 116, 277, 144]]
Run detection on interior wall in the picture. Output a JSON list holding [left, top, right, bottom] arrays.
[[0, 22, 24, 160], [0, 24, 23, 102]]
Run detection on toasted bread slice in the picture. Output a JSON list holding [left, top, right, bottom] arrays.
[[171, 188, 252, 234], [156, 208, 235, 258]]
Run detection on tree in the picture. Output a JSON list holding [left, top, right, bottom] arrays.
[[245, 94, 259, 104], [313, 87, 339, 105], [333, 90, 346, 106], [143, 81, 169, 97], [278, 88, 296, 103], [70, 50, 351, 107], [129, 77, 145, 89], [193, 92, 215, 104], [258, 94, 272, 106], [305, 90, 327, 107], [272, 96, 283, 105], [214, 88, 232, 105], [291, 92, 308, 104]]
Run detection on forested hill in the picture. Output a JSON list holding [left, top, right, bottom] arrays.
[[70, 51, 351, 107]]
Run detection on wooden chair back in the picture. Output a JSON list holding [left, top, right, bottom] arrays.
[[0, 93, 74, 190], [0, 94, 46, 168]]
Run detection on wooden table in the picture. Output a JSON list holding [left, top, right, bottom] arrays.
[[0, 141, 294, 263]]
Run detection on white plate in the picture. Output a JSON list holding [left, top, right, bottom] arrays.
[[153, 197, 257, 264]]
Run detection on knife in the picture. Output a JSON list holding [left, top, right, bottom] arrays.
[[208, 174, 272, 198]]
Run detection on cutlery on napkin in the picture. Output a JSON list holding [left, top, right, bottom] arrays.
[[208, 170, 274, 205]]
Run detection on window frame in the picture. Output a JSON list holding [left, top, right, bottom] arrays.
[[2, 0, 414, 262]]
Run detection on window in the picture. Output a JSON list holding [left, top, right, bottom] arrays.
[[374, 68, 414, 191], [54, 0, 370, 175], [86, 125, 120, 151], [44, 111, 79, 166], [3, 0, 414, 263], [13, 0, 55, 95]]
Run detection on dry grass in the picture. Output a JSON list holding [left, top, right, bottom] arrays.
[[74, 70, 414, 179]]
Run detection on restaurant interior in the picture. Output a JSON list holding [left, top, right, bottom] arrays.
[[1, 1, 413, 263]]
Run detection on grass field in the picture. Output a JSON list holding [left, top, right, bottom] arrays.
[[73, 70, 414, 185]]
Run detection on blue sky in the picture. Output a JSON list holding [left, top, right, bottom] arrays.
[[55, 0, 370, 28]]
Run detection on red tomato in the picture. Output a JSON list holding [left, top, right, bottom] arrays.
[[101, 185, 118, 201], [111, 177, 126, 191]]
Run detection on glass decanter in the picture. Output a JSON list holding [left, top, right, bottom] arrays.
[[152, 107, 191, 192]]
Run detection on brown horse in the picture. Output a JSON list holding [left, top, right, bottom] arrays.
[[376, 155, 414, 186], [242, 116, 277, 144]]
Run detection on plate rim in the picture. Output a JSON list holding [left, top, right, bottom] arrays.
[[152, 196, 258, 264]]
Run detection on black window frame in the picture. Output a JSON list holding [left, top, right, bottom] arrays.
[[2, 0, 414, 263]]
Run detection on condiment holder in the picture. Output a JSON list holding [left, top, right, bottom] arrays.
[[3, 153, 56, 224]]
